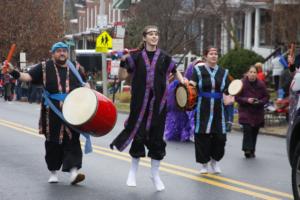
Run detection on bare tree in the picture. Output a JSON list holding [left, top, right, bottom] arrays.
[[0, 0, 64, 64], [124, 0, 246, 56], [204, 0, 244, 49], [272, 3, 300, 46], [124, 0, 206, 55]]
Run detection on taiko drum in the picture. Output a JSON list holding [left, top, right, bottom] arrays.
[[62, 87, 117, 137]]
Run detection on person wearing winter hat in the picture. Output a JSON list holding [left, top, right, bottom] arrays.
[[4, 41, 89, 185]]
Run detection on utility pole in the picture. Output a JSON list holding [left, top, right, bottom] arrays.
[[100, 0, 108, 96]]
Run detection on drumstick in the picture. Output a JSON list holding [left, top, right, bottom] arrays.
[[2, 44, 16, 74], [108, 48, 139, 59]]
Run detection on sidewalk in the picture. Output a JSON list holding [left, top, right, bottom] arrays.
[[232, 123, 288, 138]]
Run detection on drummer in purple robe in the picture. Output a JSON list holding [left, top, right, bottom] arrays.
[[110, 25, 184, 191], [164, 59, 204, 142], [4, 42, 89, 185]]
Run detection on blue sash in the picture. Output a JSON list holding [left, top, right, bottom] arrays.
[[43, 60, 92, 154], [198, 92, 222, 99]]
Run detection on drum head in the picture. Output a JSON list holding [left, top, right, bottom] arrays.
[[228, 79, 243, 96], [176, 86, 188, 109], [63, 87, 98, 126]]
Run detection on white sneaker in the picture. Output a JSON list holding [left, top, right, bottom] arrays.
[[200, 163, 208, 174], [48, 171, 58, 183], [210, 159, 221, 174]]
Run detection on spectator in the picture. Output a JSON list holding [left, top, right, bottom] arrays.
[[15, 79, 22, 101], [20, 81, 29, 100], [0, 77, 3, 97], [270, 52, 285, 91], [2, 69, 13, 101], [255, 62, 266, 82], [235, 66, 269, 158]]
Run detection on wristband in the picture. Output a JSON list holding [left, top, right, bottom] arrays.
[[9, 70, 21, 79]]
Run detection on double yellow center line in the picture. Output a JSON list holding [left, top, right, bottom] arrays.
[[0, 119, 293, 200]]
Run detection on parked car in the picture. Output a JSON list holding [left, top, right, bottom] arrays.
[[287, 70, 300, 199]]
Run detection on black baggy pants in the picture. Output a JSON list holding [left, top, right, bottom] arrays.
[[194, 133, 227, 164], [45, 132, 82, 172], [129, 109, 166, 161]]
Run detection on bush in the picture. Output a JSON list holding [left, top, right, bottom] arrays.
[[218, 48, 264, 79]]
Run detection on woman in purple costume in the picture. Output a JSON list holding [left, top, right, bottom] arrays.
[[184, 61, 197, 139], [164, 60, 204, 142], [164, 79, 190, 141]]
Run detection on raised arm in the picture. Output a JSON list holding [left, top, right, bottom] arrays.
[[16, 72, 32, 82], [1, 63, 32, 82]]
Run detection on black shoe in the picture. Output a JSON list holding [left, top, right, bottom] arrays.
[[244, 150, 252, 158]]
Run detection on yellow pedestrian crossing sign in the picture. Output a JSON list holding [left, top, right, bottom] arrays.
[[95, 31, 112, 53]]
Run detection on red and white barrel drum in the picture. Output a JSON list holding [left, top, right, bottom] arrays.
[[62, 87, 117, 137]]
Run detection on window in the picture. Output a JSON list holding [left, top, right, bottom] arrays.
[[259, 9, 272, 46]]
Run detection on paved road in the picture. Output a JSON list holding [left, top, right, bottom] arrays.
[[0, 101, 293, 200]]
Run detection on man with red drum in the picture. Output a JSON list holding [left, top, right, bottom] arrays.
[[110, 25, 184, 191], [190, 46, 231, 174], [3, 42, 88, 185]]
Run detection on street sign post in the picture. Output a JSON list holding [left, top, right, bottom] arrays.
[[95, 31, 113, 97], [96, 31, 112, 53]]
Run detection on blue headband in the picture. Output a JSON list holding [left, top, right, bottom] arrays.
[[51, 42, 69, 53]]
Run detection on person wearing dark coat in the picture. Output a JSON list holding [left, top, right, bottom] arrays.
[[3, 42, 89, 185], [235, 66, 269, 158], [110, 25, 184, 191]]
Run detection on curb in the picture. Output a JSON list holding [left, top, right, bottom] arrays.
[[232, 124, 287, 138], [116, 112, 288, 138]]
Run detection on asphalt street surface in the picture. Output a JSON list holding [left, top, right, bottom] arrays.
[[0, 100, 293, 200]]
